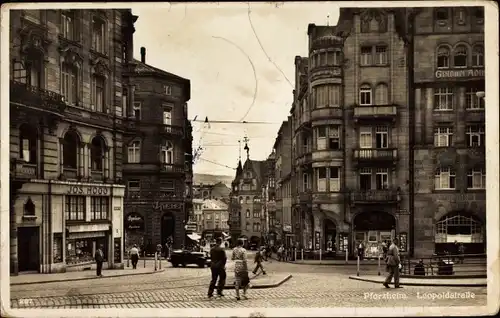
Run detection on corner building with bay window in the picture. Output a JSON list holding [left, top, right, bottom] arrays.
[[9, 9, 134, 274], [411, 7, 486, 256]]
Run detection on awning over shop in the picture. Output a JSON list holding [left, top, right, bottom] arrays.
[[187, 233, 201, 241]]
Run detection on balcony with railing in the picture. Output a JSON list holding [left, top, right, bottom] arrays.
[[160, 163, 185, 174], [158, 124, 184, 137], [311, 107, 342, 121], [91, 170, 104, 181], [11, 159, 38, 180], [353, 148, 398, 166], [353, 105, 397, 122], [350, 189, 399, 205], [10, 80, 66, 114], [63, 167, 78, 180]]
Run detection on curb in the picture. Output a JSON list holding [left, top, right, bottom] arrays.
[[11, 269, 166, 286], [222, 274, 293, 290], [348, 275, 487, 287]]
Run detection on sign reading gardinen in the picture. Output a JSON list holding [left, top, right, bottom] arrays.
[[435, 68, 484, 79]]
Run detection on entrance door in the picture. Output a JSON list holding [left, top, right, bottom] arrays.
[[161, 212, 176, 247], [18, 227, 40, 272], [323, 219, 336, 252]]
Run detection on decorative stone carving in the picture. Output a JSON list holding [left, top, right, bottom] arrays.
[[19, 27, 51, 59], [59, 46, 84, 67], [90, 57, 110, 78]]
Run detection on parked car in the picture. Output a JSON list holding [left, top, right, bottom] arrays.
[[168, 249, 211, 268]]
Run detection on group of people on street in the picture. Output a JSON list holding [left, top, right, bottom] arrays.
[[207, 237, 254, 300]]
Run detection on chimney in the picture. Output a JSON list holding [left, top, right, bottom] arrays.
[[140, 47, 146, 63]]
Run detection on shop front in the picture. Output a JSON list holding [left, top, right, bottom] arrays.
[[13, 180, 125, 273], [124, 212, 145, 254], [352, 210, 396, 259], [435, 211, 485, 254]]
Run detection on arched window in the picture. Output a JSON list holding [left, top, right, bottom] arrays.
[[246, 209, 251, 218], [375, 83, 388, 105], [90, 136, 105, 172], [160, 141, 174, 164], [127, 140, 141, 163], [91, 74, 106, 112], [359, 84, 372, 106], [239, 196, 243, 204], [24, 197, 35, 216], [63, 131, 80, 169], [19, 124, 38, 164], [472, 45, 484, 67], [437, 46, 450, 68], [453, 45, 468, 68], [245, 196, 250, 204]]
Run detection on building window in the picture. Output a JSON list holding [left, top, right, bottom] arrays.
[[164, 85, 172, 95], [328, 51, 341, 65], [303, 173, 309, 191], [163, 108, 172, 125], [133, 102, 141, 119], [91, 17, 105, 53], [19, 124, 37, 164], [317, 125, 341, 150], [329, 167, 340, 192], [434, 127, 453, 147], [434, 87, 453, 110], [453, 45, 468, 68], [14, 59, 43, 88], [359, 85, 372, 105], [456, 9, 466, 25], [359, 168, 372, 191], [65, 196, 85, 221], [63, 131, 79, 170], [317, 167, 327, 192], [61, 11, 75, 40], [436, 8, 449, 24], [360, 46, 372, 66], [160, 180, 175, 190], [160, 141, 173, 164], [91, 75, 105, 112], [91, 197, 109, 220], [253, 210, 260, 218], [328, 85, 341, 107], [375, 168, 389, 190], [90, 136, 105, 171], [245, 222, 250, 231], [127, 140, 140, 163], [375, 46, 387, 65], [375, 126, 389, 148], [246, 209, 250, 218], [467, 168, 486, 189], [437, 46, 450, 69], [61, 63, 78, 105], [466, 124, 485, 147], [122, 88, 128, 112], [245, 196, 250, 204], [472, 45, 484, 67], [374, 83, 388, 105], [434, 167, 456, 190], [359, 127, 372, 148], [466, 87, 485, 109], [23, 197, 35, 216], [127, 179, 140, 190], [314, 85, 341, 108]]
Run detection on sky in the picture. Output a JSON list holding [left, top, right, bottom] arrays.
[[132, 2, 340, 177]]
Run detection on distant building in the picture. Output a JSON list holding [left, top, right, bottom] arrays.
[[193, 198, 204, 233], [193, 182, 231, 200]]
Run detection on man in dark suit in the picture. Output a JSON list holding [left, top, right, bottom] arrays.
[[95, 244, 105, 277], [208, 237, 227, 298], [383, 238, 402, 288]]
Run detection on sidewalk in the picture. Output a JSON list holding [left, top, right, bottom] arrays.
[[349, 275, 487, 287], [223, 272, 292, 289], [10, 265, 164, 286]]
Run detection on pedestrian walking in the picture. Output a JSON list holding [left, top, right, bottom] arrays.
[[277, 245, 284, 261], [232, 239, 250, 300], [95, 244, 105, 277], [358, 241, 365, 261], [383, 238, 402, 288], [129, 244, 140, 269], [208, 237, 227, 298], [252, 248, 267, 275], [458, 243, 466, 264]]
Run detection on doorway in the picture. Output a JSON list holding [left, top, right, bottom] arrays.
[[18, 226, 40, 272], [353, 211, 395, 258], [161, 212, 176, 246], [324, 219, 336, 252]]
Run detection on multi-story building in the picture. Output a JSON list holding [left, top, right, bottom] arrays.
[[193, 182, 231, 201], [9, 9, 133, 274], [193, 198, 204, 234], [273, 120, 294, 247], [200, 199, 229, 238], [262, 151, 277, 245], [229, 143, 267, 247], [279, 6, 485, 258], [122, 46, 191, 253], [409, 7, 485, 255]]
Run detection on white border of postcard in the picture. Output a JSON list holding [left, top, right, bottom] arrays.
[[1, 1, 499, 317]]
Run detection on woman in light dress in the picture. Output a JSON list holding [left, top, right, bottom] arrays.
[[232, 239, 250, 300]]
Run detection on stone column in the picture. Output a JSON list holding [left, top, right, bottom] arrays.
[[79, 142, 85, 178], [128, 85, 136, 118], [87, 144, 92, 180], [104, 146, 110, 180]]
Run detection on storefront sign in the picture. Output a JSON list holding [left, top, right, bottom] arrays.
[[67, 185, 109, 196], [153, 202, 183, 210], [125, 213, 144, 230], [283, 224, 292, 232], [435, 68, 484, 79]]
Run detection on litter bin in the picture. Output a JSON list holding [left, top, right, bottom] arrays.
[[437, 260, 454, 275]]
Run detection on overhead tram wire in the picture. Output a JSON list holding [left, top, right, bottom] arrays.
[[198, 157, 237, 170], [191, 119, 280, 125]]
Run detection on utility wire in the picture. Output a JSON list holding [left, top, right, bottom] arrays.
[[211, 36, 258, 123], [198, 157, 236, 170], [200, 131, 272, 138], [247, 4, 294, 88], [191, 119, 280, 125]]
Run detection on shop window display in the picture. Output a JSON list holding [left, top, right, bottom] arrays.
[[66, 238, 107, 264], [53, 234, 63, 263]]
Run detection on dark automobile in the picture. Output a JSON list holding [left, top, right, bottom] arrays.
[[168, 249, 211, 268]]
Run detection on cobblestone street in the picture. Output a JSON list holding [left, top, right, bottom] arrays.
[[10, 260, 487, 309]]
